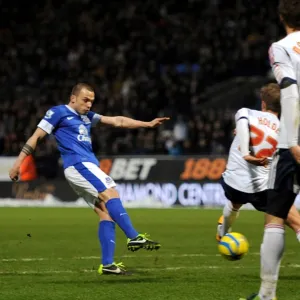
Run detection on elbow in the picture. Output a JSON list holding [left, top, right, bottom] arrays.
[[114, 116, 123, 128]]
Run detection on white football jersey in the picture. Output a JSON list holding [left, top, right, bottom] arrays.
[[223, 108, 280, 193], [269, 31, 300, 148]]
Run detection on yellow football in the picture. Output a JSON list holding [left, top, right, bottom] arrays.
[[218, 232, 249, 261]]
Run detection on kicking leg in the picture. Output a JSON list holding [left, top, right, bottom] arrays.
[[99, 188, 161, 252], [217, 201, 241, 241]]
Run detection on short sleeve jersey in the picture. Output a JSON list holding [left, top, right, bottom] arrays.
[[223, 108, 279, 193], [38, 105, 101, 169]]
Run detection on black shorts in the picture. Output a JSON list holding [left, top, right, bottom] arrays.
[[267, 149, 300, 219], [221, 179, 267, 212]]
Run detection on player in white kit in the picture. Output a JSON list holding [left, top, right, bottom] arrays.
[[241, 1, 300, 299], [9, 83, 169, 275], [216, 83, 300, 243]]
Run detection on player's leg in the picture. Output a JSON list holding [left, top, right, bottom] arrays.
[[243, 190, 300, 242], [257, 148, 298, 300], [63, 175, 128, 275], [94, 201, 128, 275], [217, 201, 242, 241], [242, 150, 296, 300], [65, 162, 161, 252], [240, 199, 291, 300], [99, 187, 161, 251], [64, 164, 130, 274], [95, 202, 115, 267], [98, 187, 138, 239], [285, 204, 300, 241], [259, 212, 285, 300], [217, 180, 245, 241], [252, 189, 292, 297]]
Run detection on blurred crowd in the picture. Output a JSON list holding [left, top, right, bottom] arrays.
[[0, 0, 281, 168]]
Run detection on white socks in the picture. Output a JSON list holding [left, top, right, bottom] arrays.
[[221, 201, 239, 236], [296, 229, 300, 242], [259, 225, 285, 300]]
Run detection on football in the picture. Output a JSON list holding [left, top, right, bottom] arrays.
[[218, 232, 249, 261]]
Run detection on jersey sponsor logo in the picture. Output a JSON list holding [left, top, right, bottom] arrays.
[[45, 110, 54, 119], [77, 124, 91, 143], [67, 117, 74, 120]]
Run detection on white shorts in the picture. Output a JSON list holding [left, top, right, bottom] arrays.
[[64, 162, 116, 207]]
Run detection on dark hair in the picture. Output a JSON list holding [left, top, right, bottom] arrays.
[[260, 83, 281, 114], [279, 0, 300, 30], [71, 83, 94, 96]]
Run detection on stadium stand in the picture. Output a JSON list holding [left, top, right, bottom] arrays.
[[0, 0, 281, 164]]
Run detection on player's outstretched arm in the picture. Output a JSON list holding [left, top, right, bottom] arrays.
[[9, 128, 48, 181], [100, 116, 170, 129]]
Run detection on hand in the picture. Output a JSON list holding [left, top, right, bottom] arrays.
[[243, 155, 269, 167], [148, 117, 170, 128], [290, 145, 300, 164], [9, 166, 20, 181]]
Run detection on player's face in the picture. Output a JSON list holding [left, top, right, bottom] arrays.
[[73, 88, 95, 115]]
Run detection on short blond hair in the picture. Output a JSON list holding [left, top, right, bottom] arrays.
[[260, 83, 281, 113]]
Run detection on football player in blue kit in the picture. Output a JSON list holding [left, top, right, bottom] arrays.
[[9, 83, 170, 275]]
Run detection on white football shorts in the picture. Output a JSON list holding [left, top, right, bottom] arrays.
[[64, 162, 116, 207]]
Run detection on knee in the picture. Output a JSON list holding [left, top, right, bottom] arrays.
[[98, 188, 120, 203], [265, 213, 285, 226], [99, 213, 114, 222], [94, 206, 113, 221], [231, 202, 242, 211]]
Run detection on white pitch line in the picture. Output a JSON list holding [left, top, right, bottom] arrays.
[[1, 264, 300, 275], [1, 252, 297, 263]]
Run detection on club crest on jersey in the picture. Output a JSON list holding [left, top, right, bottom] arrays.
[[80, 115, 91, 124], [77, 124, 91, 143], [105, 177, 112, 184], [45, 110, 54, 119]]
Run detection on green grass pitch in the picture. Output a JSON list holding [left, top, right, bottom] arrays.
[[0, 208, 299, 300]]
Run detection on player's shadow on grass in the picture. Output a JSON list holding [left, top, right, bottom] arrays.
[[0, 273, 174, 283], [48, 277, 174, 284]]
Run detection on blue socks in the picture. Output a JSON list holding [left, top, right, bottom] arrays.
[[99, 220, 116, 266], [99, 198, 139, 266], [105, 198, 139, 239]]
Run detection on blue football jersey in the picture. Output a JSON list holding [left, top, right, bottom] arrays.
[[38, 105, 101, 169]]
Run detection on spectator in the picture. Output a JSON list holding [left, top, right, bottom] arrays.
[[0, 0, 279, 158]]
